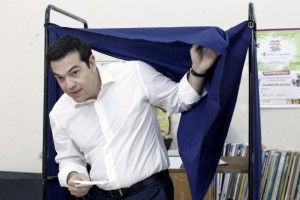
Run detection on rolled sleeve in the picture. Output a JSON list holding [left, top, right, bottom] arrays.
[[178, 73, 207, 104], [58, 163, 89, 187]]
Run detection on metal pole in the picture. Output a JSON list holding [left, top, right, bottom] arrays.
[[43, 5, 88, 199], [248, 2, 256, 200]]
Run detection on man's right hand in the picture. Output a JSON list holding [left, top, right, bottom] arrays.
[[67, 172, 92, 197]]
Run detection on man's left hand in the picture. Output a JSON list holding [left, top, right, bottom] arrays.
[[190, 45, 219, 74]]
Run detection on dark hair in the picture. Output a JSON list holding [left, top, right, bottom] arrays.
[[46, 35, 92, 68]]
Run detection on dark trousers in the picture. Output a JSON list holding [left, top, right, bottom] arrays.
[[84, 176, 174, 200]]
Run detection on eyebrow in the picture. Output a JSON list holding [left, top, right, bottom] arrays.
[[53, 66, 79, 77]]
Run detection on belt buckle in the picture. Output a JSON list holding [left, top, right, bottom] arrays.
[[110, 189, 124, 197]]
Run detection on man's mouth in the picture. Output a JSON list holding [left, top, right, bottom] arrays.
[[69, 89, 81, 97]]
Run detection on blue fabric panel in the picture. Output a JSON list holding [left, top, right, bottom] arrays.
[[46, 23, 227, 82], [178, 21, 258, 199], [45, 21, 262, 200]]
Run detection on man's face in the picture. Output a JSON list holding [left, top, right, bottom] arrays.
[[50, 51, 100, 103]]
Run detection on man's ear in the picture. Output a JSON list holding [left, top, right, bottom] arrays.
[[89, 54, 97, 71]]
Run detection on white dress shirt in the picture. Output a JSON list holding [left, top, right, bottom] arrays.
[[49, 60, 203, 190]]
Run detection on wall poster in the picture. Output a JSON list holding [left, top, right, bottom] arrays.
[[257, 29, 300, 108]]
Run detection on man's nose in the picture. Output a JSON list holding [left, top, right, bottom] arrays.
[[65, 77, 76, 90]]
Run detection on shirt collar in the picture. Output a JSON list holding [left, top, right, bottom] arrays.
[[97, 64, 115, 87]]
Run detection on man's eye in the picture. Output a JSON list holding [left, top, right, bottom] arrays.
[[72, 71, 79, 76], [56, 76, 63, 81]]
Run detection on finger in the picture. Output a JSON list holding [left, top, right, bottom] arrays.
[[191, 44, 201, 52], [69, 185, 91, 197]]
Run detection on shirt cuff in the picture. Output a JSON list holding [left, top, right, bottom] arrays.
[[178, 73, 206, 104], [58, 163, 89, 187]]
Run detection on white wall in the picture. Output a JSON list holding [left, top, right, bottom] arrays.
[[0, 0, 299, 173]]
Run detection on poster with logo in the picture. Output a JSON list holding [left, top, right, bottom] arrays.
[[257, 29, 300, 108]]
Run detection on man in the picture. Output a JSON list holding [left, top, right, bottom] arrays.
[[47, 35, 218, 200]]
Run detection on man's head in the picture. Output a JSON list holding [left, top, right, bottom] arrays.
[[47, 35, 101, 103], [47, 35, 92, 68]]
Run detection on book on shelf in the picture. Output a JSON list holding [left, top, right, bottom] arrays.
[[271, 151, 287, 199], [294, 176, 300, 200], [237, 174, 248, 200], [284, 152, 299, 200], [263, 150, 281, 199], [276, 151, 291, 199], [260, 149, 273, 199], [290, 153, 300, 200], [280, 151, 296, 200]]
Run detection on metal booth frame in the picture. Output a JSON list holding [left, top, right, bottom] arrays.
[[43, 3, 258, 199]]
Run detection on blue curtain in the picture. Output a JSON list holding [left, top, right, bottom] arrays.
[[45, 31, 69, 200], [45, 20, 261, 200]]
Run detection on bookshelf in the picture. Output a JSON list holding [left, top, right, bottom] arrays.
[[217, 157, 248, 173], [169, 156, 248, 200], [170, 148, 300, 199]]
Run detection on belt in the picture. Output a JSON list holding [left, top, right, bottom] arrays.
[[99, 170, 169, 198]]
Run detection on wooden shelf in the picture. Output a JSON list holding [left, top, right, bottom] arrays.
[[217, 156, 248, 173], [169, 156, 248, 174]]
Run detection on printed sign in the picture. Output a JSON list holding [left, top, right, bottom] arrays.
[[257, 29, 300, 108]]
